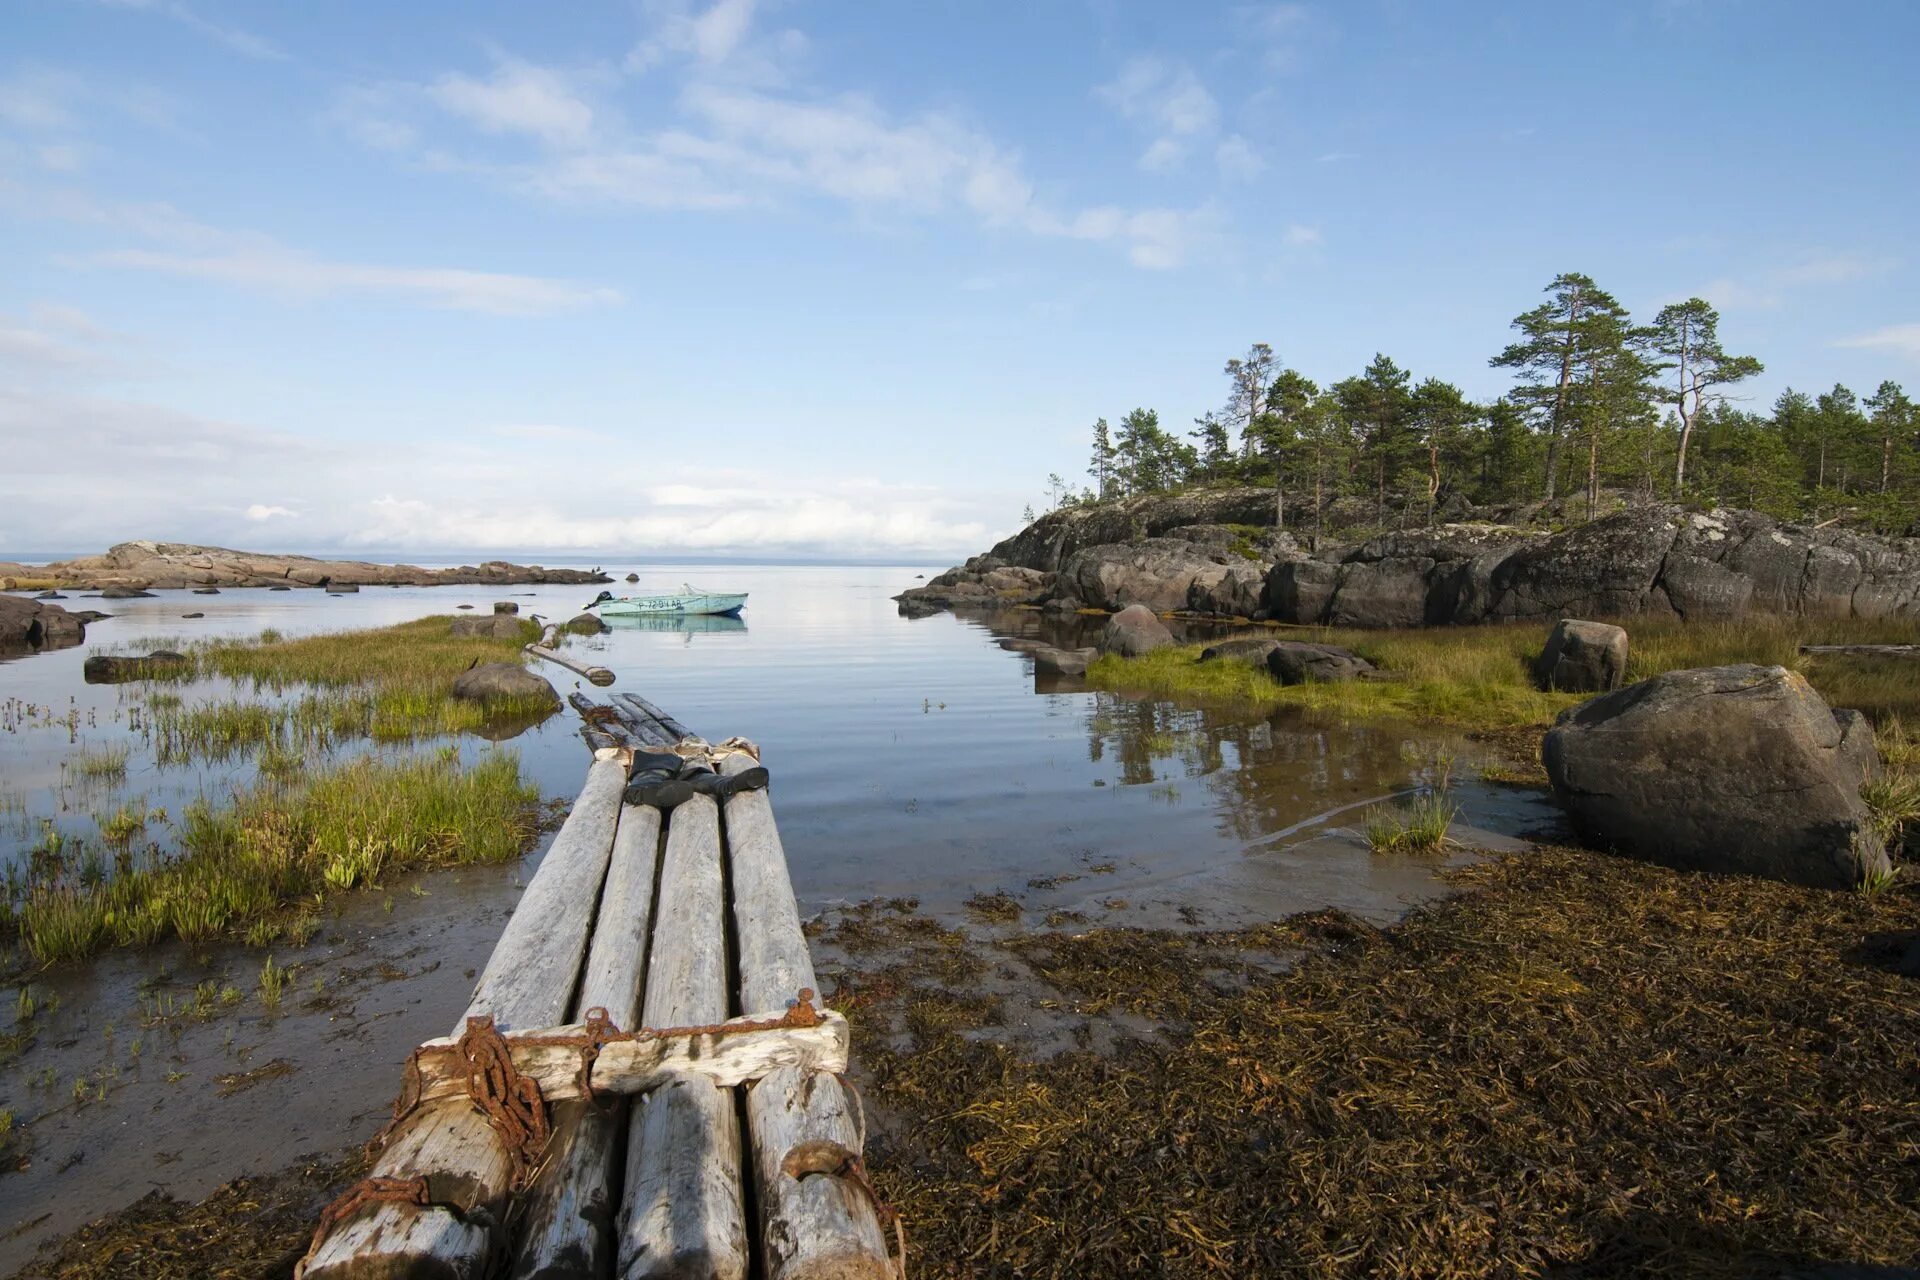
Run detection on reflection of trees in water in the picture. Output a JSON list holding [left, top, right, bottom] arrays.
[[1082, 690, 1455, 842]]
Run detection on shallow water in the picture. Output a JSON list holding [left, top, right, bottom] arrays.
[[0, 565, 1564, 1265]]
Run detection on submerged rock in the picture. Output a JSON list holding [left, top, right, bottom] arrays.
[[84, 651, 188, 683], [452, 662, 558, 706], [1542, 664, 1889, 890], [493, 601, 518, 615], [1533, 619, 1628, 692], [566, 613, 609, 635], [1266, 642, 1374, 685], [100, 585, 155, 599], [192, 587, 220, 594], [1032, 644, 1099, 676], [1100, 604, 1175, 657]]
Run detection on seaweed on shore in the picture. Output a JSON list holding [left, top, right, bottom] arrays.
[[848, 848, 1920, 1277]]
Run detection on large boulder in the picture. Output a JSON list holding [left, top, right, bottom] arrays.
[[1533, 619, 1628, 693], [894, 556, 1054, 613], [1054, 539, 1230, 613], [451, 663, 558, 706], [566, 613, 609, 635], [0, 596, 87, 649], [1267, 642, 1375, 685], [451, 614, 526, 640], [1186, 562, 1269, 618], [1100, 604, 1175, 657], [1542, 664, 1890, 889]]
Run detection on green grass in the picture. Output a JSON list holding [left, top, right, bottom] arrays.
[[13, 750, 540, 964], [68, 744, 130, 780], [131, 617, 554, 764], [1088, 614, 1920, 731], [1363, 791, 1460, 854]]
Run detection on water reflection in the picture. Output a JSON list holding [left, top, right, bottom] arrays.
[[602, 613, 748, 638]]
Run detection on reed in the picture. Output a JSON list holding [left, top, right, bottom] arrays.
[[14, 750, 540, 964]]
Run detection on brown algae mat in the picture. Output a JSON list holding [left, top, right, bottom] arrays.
[[13, 848, 1919, 1278]]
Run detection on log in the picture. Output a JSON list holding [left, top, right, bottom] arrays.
[[405, 1012, 850, 1105], [301, 756, 630, 1277], [612, 693, 683, 745], [620, 692, 696, 742], [719, 753, 894, 1280], [1800, 644, 1920, 657], [620, 794, 751, 1278], [510, 801, 662, 1278], [605, 698, 675, 748], [530, 640, 616, 686], [571, 692, 655, 751]]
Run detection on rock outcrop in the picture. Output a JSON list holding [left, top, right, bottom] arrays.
[[3, 541, 612, 590], [451, 615, 527, 640], [1100, 604, 1175, 657], [0, 595, 87, 650], [904, 500, 1920, 626], [1533, 619, 1629, 693], [1542, 665, 1890, 889]]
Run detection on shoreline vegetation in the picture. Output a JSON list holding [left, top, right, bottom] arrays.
[[2, 617, 555, 968]]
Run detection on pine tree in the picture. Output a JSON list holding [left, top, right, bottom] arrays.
[[1087, 418, 1117, 500], [1492, 272, 1623, 501], [1647, 298, 1763, 497], [1866, 381, 1915, 495], [1223, 343, 1275, 457]]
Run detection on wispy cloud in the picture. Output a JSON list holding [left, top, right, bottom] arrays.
[[1684, 250, 1901, 312], [1235, 3, 1316, 72], [93, 0, 286, 61], [1282, 223, 1321, 247], [331, 4, 1212, 270], [9, 182, 621, 316], [86, 247, 622, 315], [1096, 56, 1220, 172], [0, 303, 129, 376], [1835, 323, 1920, 358]]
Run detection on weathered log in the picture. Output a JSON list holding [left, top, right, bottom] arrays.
[[510, 801, 661, 1278], [529, 639, 616, 686], [719, 753, 895, 1280], [301, 756, 629, 1276], [620, 794, 752, 1279], [571, 691, 653, 751], [612, 692, 684, 745], [1800, 644, 1920, 657], [620, 692, 696, 742]]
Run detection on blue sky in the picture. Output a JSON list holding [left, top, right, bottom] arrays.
[[3, 0, 1916, 558]]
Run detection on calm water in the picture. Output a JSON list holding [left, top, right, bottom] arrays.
[[0, 564, 1561, 1264]]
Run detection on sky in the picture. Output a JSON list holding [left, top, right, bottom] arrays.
[[2, 0, 1917, 560]]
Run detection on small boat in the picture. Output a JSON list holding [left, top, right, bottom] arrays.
[[584, 585, 748, 617]]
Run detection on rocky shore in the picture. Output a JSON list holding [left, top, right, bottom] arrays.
[[898, 490, 1920, 625], [0, 541, 612, 592]]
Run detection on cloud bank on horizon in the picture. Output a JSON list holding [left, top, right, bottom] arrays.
[[1, 0, 1914, 556]]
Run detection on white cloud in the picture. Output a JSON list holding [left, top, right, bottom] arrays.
[[338, 52, 1212, 270], [429, 61, 596, 149], [1236, 3, 1315, 72], [84, 247, 622, 315], [1139, 138, 1184, 172], [0, 387, 990, 557], [491, 423, 613, 443], [1097, 57, 1221, 174], [0, 304, 124, 375], [1684, 250, 1899, 313], [1216, 135, 1263, 179], [1774, 251, 1899, 286], [1282, 223, 1321, 246], [1835, 324, 1920, 358]]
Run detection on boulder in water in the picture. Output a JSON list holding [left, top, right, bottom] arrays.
[[566, 613, 609, 635], [1099, 604, 1175, 657], [1542, 664, 1889, 889], [100, 585, 155, 599], [84, 651, 188, 683]]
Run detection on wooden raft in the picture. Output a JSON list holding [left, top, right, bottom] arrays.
[[300, 697, 894, 1279]]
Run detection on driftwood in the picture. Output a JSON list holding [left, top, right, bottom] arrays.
[[529, 625, 616, 685]]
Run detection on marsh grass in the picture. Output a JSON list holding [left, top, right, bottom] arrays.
[[13, 751, 539, 964], [133, 617, 553, 764], [68, 744, 130, 780], [1089, 614, 1920, 730]]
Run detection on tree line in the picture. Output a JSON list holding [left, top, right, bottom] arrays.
[[1034, 273, 1918, 536]]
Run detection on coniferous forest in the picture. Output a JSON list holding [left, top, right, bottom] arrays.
[[1046, 273, 1919, 536]]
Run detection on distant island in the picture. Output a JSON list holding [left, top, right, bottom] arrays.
[[0, 540, 613, 591]]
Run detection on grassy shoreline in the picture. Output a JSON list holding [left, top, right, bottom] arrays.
[[4, 616, 556, 967]]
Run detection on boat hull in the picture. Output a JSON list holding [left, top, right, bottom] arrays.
[[594, 592, 747, 617]]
